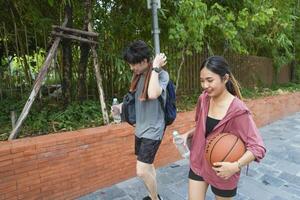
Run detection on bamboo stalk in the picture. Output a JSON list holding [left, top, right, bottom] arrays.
[[25, 25, 29, 55], [2, 23, 9, 59], [43, 28, 47, 51], [11, 111, 16, 129], [34, 25, 38, 52]]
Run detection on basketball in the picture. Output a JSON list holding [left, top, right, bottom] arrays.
[[205, 133, 246, 166]]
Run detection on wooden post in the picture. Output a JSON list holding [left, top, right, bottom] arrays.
[[8, 18, 68, 140], [90, 45, 109, 124], [87, 0, 109, 124]]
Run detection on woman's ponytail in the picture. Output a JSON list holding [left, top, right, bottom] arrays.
[[226, 73, 242, 99]]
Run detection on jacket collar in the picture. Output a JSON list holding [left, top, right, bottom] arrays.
[[201, 91, 249, 134]]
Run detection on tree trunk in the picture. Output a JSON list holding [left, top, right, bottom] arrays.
[[175, 47, 186, 93], [61, 4, 73, 105], [77, 1, 91, 101]]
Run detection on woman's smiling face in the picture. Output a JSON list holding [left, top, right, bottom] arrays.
[[200, 67, 228, 97]]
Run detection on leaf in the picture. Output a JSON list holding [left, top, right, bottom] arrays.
[[48, 0, 54, 7]]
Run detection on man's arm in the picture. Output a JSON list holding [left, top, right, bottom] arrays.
[[148, 53, 167, 99]]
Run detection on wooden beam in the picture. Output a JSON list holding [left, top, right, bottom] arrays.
[[51, 31, 98, 45], [52, 25, 98, 37]]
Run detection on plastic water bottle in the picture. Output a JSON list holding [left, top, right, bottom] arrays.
[[112, 98, 121, 123], [173, 130, 190, 159]]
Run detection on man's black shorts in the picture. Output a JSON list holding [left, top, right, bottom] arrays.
[[188, 168, 237, 197], [135, 136, 162, 164]]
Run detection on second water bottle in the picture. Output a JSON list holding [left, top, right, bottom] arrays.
[[173, 130, 190, 159]]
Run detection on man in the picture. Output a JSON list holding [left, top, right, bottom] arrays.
[[112, 40, 168, 200]]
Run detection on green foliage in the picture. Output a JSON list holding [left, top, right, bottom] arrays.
[[168, 0, 208, 52], [294, 0, 300, 83], [47, 0, 54, 7], [0, 99, 103, 140], [49, 100, 103, 131], [167, 0, 296, 78], [241, 83, 300, 99]]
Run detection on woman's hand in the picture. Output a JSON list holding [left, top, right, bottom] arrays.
[[212, 162, 240, 180], [173, 132, 191, 147]]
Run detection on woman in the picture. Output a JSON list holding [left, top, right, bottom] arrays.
[[180, 56, 266, 200]]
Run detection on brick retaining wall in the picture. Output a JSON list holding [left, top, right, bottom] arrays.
[[1, 92, 300, 199]]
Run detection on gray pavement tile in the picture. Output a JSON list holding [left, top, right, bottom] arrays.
[[269, 196, 290, 200], [260, 174, 286, 187], [116, 178, 148, 199], [238, 177, 296, 200], [113, 196, 133, 200], [78, 186, 127, 200], [167, 179, 188, 198], [274, 159, 300, 175], [279, 172, 300, 186], [257, 166, 281, 177], [260, 156, 277, 166], [158, 185, 187, 200], [281, 184, 300, 197]]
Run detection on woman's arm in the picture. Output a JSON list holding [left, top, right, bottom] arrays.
[[236, 150, 255, 170], [175, 127, 195, 146], [212, 150, 255, 180]]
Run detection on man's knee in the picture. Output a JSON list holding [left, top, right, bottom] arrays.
[[136, 167, 148, 178], [136, 161, 153, 178]]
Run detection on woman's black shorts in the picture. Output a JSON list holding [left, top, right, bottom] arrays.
[[188, 168, 237, 197]]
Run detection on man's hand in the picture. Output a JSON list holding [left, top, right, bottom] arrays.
[[153, 53, 167, 68], [111, 103, 123, 116]]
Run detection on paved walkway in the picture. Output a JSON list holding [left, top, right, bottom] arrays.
[[78, 112, 300, 200]]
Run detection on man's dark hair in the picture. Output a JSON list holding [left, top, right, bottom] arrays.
[[123, 40, 151, 64]]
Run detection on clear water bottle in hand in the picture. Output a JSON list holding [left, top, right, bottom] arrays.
[[173, 130, 190, 159], [112, 98, 121, 123]]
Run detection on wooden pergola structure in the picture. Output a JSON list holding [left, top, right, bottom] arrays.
[[8, 17, 109, 140]]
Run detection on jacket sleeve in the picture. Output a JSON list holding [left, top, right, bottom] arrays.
[[234, 112, 266, 162], [195, 95, 203, 122]]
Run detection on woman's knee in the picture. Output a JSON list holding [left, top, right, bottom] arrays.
[[188, 179, 208, 200]]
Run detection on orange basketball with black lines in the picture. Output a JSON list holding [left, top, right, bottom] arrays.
[[205, 133, 246, 166]]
